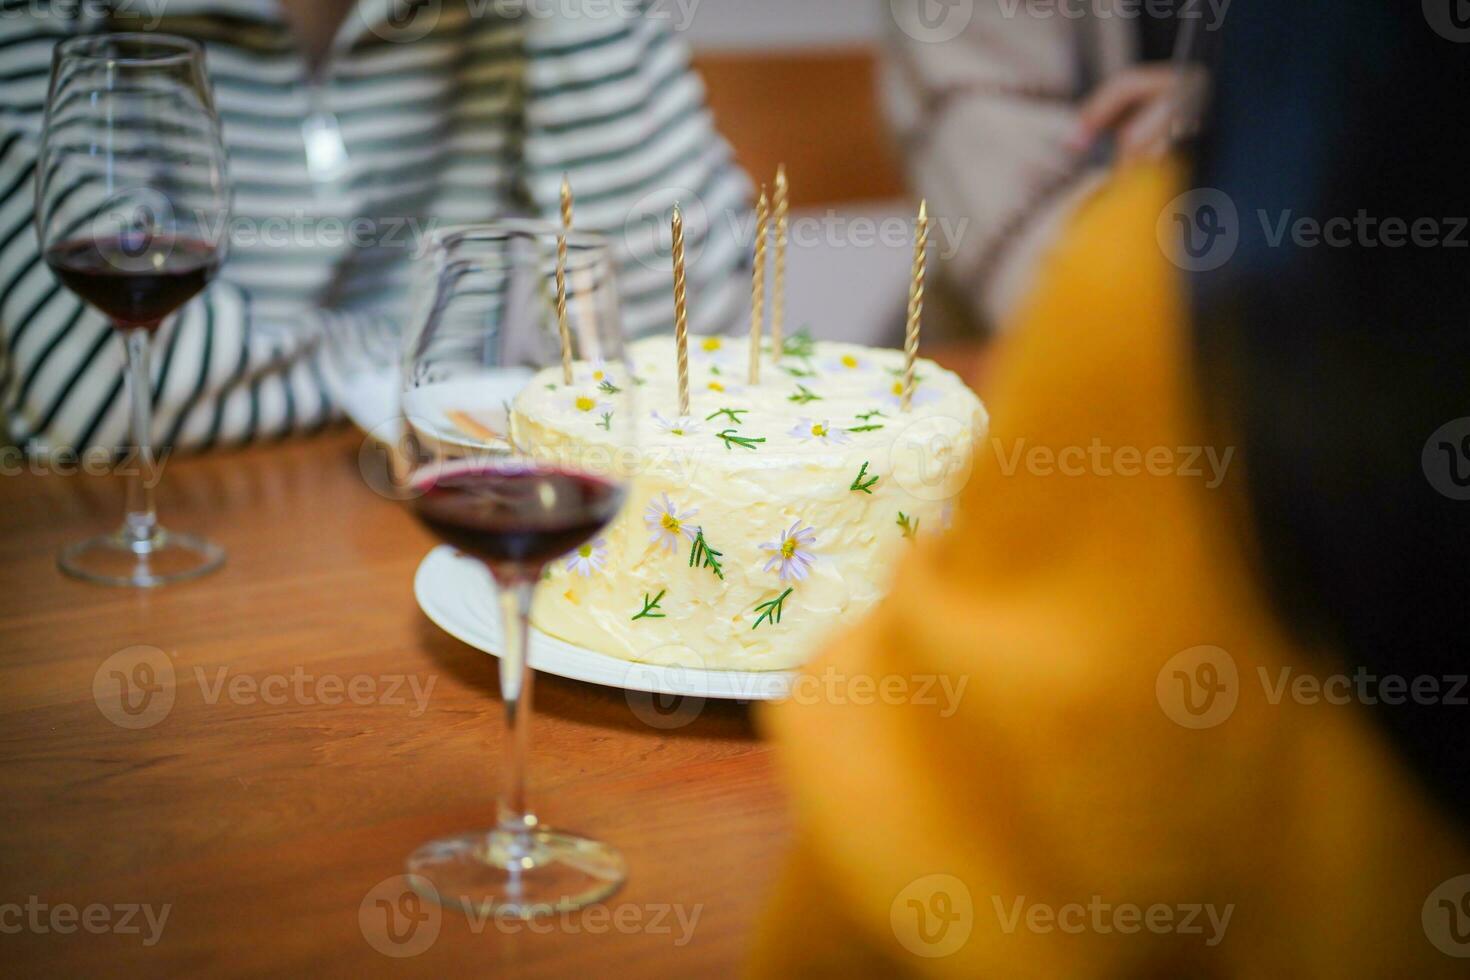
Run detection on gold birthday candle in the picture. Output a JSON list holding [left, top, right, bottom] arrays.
[[556, 174, 574, 384], [901, 199, 928, 411], [749, 185, 769, 385], [672, 204, 690, 416], [771, 165, 789, 361]]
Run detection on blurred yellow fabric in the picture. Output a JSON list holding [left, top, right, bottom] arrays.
[[754, 162, 1470, 976]]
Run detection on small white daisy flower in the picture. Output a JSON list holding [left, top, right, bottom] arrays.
[[569, 393, 612, 415], [693, 334, 737, 363], [760, 521, 818, 582], [870, 378, 939, 409], [565, 537, 608, 577], [576, 358, 618, 386], [788, 417, 852, 445], [645, 493, 699, 552], [822, 351, 871, 373], [651, 411, 705, 436], [701, 377, 745, 397]]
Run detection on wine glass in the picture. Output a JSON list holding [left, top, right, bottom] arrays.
[[401, 222, 635, 917], [35, 33, 231, 587]]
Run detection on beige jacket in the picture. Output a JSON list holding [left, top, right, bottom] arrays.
[[881, 0, 1138, 331]]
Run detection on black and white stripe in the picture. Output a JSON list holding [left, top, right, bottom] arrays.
[[0, 0, 750, 453]]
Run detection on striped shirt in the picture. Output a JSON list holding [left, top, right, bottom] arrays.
[[0, 0, 750, 453]]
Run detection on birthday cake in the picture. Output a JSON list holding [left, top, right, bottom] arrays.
[[511, 332, 988, 672]]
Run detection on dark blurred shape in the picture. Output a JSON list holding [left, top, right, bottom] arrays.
[[1191, 0, 1470, 824]]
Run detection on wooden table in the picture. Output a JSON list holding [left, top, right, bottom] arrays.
[[0, 426, 787, 977], [0, 345, 985, 977]]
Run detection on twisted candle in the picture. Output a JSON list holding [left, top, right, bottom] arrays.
[[749, 185, 769, 385], [771, 165, 789, 361], [672, 203, 690, 416], [901, 199, 928, 412], [556, 174, 573, 384]]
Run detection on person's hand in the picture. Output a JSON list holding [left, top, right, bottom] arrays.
[[1067, 64, 1205, 162]]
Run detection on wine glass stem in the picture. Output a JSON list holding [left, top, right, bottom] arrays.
[[121, 327, 159, 544], [496, 579, 537, 838]]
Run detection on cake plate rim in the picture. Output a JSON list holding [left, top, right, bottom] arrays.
[[414, 544, 795, 702]]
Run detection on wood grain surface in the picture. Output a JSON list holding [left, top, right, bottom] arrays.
[[0, 345, 984, 977]]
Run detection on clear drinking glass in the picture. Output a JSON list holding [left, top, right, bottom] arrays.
[[35, 33, 231, 586], [400, 223, 635, 917]]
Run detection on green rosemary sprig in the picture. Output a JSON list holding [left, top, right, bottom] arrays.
[[597, 378, 621, 394], [597, 412, 613, 431], [781, 329, 815, 360], [716, 428, 765, 451], [897, 511, 920, 539], [856, 409, 887, 422], [780, 363, 815, 379], [687, 529, 725, 580], [706, 407, 748, 425], [850, 461, 879, 494], [847, 424, 884, 433], [709, 364, 722, 376], [544, 383, 558, 391], [787, 384, 822, 405], [632, 590, 667, 620], [751, 588, 794, 630]]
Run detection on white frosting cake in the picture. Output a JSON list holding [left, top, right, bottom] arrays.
[[511, 333, 987, 671]]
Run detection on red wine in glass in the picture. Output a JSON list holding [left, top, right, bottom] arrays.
[[401, 222, 633, 918], [36, 32, 231, 588], [44, 234, 219, 331], [413, 463, 625, 579]]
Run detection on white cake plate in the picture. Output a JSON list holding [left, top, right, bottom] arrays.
[[414, 545, 795, 701]]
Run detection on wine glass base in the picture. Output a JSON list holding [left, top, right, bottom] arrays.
[[58, 527, 225, 588], [406, 825, 626, 920]]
